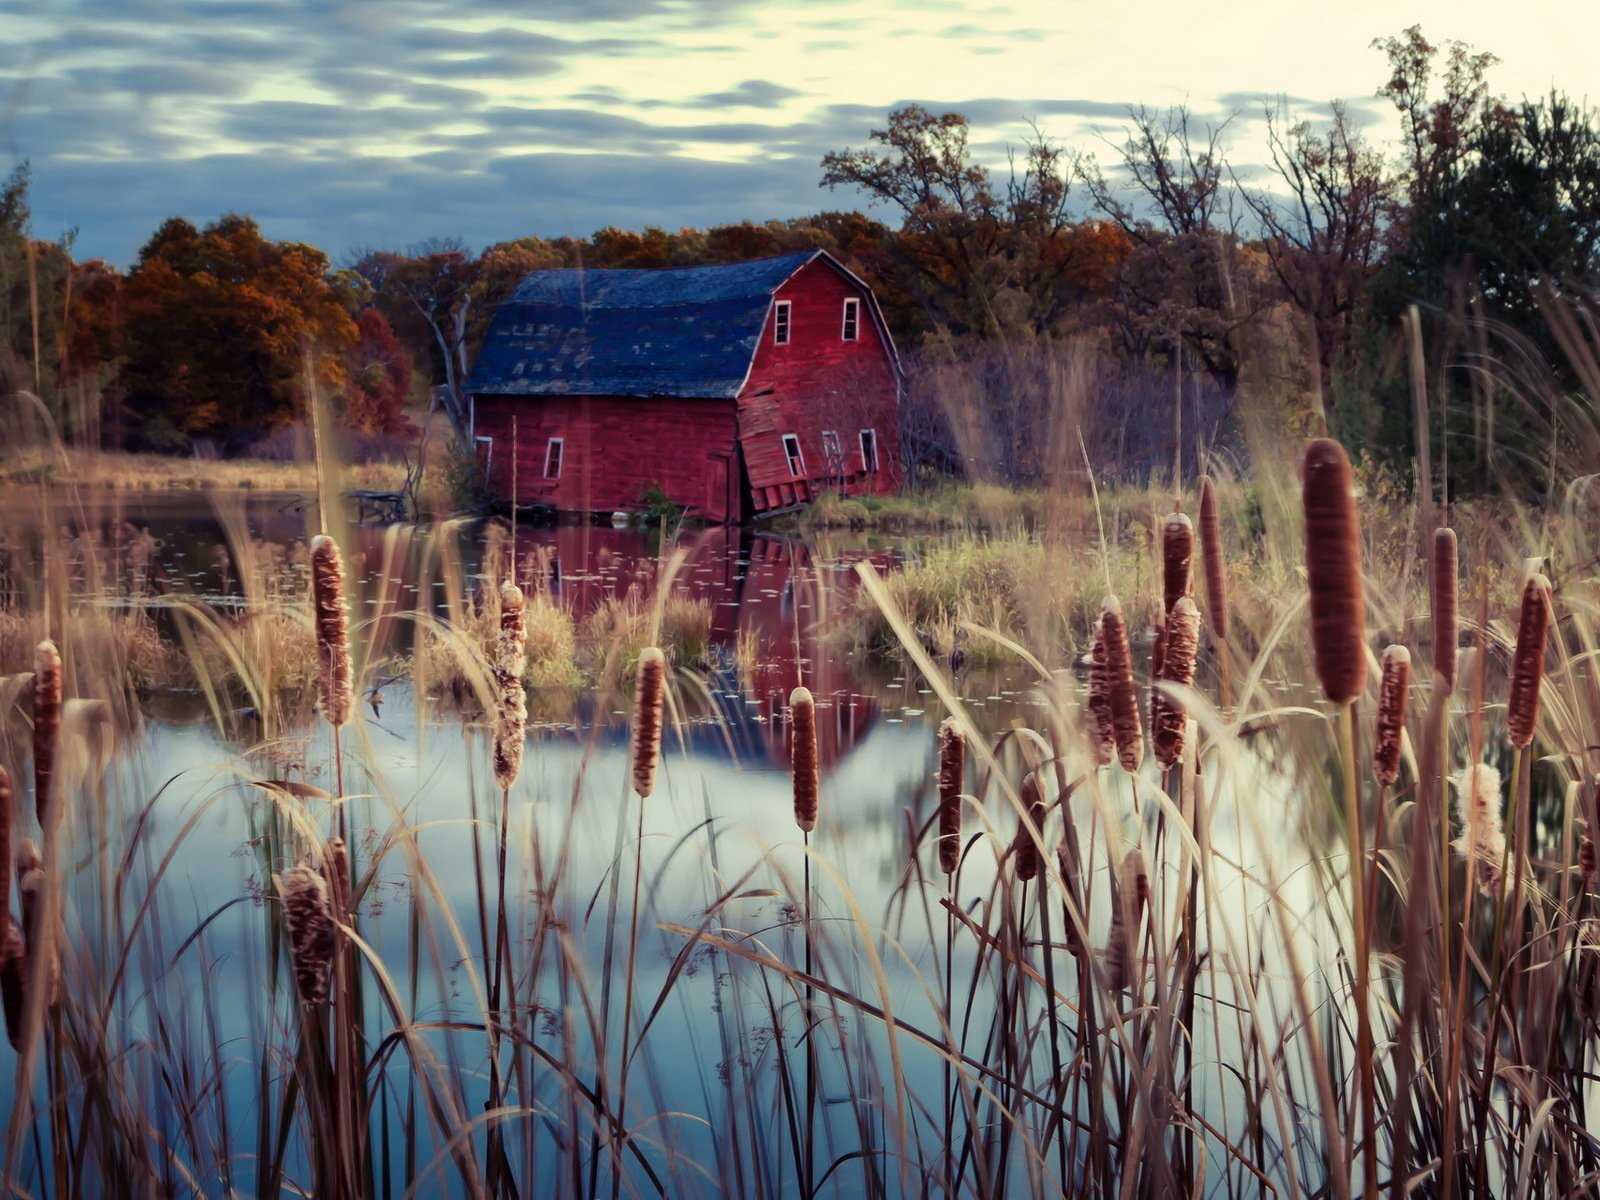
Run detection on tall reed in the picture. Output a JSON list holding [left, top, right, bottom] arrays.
[[1153, 596, 1199, 770], [1098, 597, 1143, 773], [1507, 573, 1551, 751], [937, 718, 964, 875], [1431, 528, 1458, 691], [1161, 509, 1192, 614], [1197, 476, 1227, 639], [1301, 434, 1374, 1197], [1373, 645, 1410, 789], [32, 640, 60, 829]]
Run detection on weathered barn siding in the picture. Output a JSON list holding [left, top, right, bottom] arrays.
[[738, 258, 901, 512], [475, 395, 741, 522]]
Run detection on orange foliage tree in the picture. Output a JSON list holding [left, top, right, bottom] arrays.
[[117, 214, 355, 450]]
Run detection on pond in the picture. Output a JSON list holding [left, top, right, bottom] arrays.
[[0, 487, 1397, 1198]]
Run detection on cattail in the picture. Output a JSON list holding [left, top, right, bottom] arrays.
[[1432, 528, 1458, 691], [1012, 773, 1046, 882], [1581, 834, 1596, 880], [0, 766, 11, 925], [1104, 848, 1149, 992], [33, 640, 61, 828], [937, 718, 964, 874], [17, 864, 54, 1007], [1100, 598, 1143, 773], [1086, 617, 1116, 767], [492, 583, 528, 791], [1197, 476, 1229, 639], [631, 647, 666, 799], [1147, 612, 1167, 748], [323, 836, 351, 918], [1506, 574, 1552, 750], [279, 865, 337, 1006], [1161, 510, 1193, 614], [0, 920, 23, 1049], [1372, 646, 1411, 788], [1302, 439, 1366, 706], [1452, 763, 1507, 897], [310, 535, 352, 729], [1153, 598, 1201, 769], [790, 686, 819, 833]]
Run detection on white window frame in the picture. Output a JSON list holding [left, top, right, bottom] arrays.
[[821, 429, 841, 459], [474, 435, 494, 481], [543, 436, 564, 480], [773, 300, 792, 346], [781, 433, 805, 477], [841, 297, 860, 341], [859, 428, 879, 473]]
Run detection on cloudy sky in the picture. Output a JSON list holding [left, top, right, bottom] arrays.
[[3, 0, 1595, 267]]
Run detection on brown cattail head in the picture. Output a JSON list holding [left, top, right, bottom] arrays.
[[1373, 645, 1411, 788], [937, 718, 964, 874], [790, 686, 819, 833], [1452, 763, 1506, 897], [1153, 598, 1201, 769], [1197, 476, 1229, 639], [1086, 617, 1116, 767], [1431, 528, 1459, 692], [492, 583, 528, 791], [1012, 773, 1047, 882], [0, 920, 23, 1049], [1581, 834, 1596, 880], [0, 766, 11, 925], [1302, 439, 1366, 706], [17, 864, 55, 1008], [323, 836, 351, 918], [33, 640, 61, 829], [1506, 573, 1552, 750], [279, 865, 337, 1006], [1147, 611, 1167, 748], [1161, 510, 1193, 614], [631, 647, 666, 799], [1105, 848, 1149, 992], [309, 535, 352, 729], [1099, 598, 1144, 773]]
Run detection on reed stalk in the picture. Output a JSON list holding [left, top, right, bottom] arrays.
[[33, 640, 60, 830]]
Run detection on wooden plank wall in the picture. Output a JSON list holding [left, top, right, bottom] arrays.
[[474, 395, 739, 522]]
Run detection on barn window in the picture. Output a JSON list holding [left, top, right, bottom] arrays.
[[821, 430, 841, 461], [544, 437, 564, 479], [841, 297, 860, 341], [781, 434, 805, 477], [859, 429, 879, 473], [773, 301, 792, 346]]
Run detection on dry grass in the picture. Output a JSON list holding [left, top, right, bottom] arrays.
[[0, 448, 406, 492]]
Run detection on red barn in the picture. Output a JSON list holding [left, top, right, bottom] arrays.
[[466, 248, 901, 523]]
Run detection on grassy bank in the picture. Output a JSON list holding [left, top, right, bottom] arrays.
[[795, 482, 1055, 533], [0, 448, 407, 492]]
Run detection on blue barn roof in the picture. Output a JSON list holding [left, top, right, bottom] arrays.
[[466, 249, 824, 399]]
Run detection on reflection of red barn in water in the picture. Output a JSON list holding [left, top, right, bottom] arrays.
[[732, 535, 894, 774], [515, 525, 891, 773]]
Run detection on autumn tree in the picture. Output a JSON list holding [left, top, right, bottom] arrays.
[[1239, 101, 1392, 391], [1081, 106, 1254, 387], [341, 307, 415, 435], [117, 214, 355, 451], [821, 105, 1086, 337]]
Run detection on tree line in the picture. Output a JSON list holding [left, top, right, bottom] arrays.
[[2, 26, 1597, 490]]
